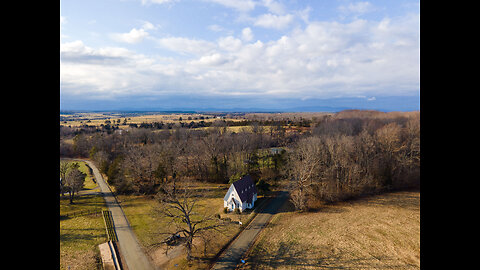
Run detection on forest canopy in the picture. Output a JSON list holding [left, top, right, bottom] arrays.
[[60, 110, 419, 209]]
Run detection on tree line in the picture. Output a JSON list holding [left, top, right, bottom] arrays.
[[60, 110, 419, 210], [288, 114, 420, 210]]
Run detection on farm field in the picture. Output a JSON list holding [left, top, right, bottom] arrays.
[[59, 112, 242, 128], [241, 190, 420, 270], [59, 111, 331, 129]]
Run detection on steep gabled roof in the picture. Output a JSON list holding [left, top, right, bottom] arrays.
[[232, 175, 257, 203]]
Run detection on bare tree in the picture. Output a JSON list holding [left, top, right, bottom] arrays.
[[122, 144, 178, 194], [374, 122, 402, 188], [287, 136, 323, 211], [201, 132, 230, 183], [156, 178, 226, 261]]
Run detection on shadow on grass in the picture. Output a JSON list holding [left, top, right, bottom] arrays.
[[358, 191, 420, 211], [60, 215, 71, 221], [245, 242, 417, 269], [296, 189, 420, 213], [306, 204, 350, 214], [60, 228, 105, 243], [60, 194, 105, 206]]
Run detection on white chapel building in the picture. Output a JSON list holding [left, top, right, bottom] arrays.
[[224, 175, 258, 212]]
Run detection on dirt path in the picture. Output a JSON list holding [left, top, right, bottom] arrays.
[[211, 191, 289, 270], [73, 159, 156, 270], [151, 245, 184, 268]]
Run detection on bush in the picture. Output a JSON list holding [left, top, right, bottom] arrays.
[[229, 173, 243, 184], [223, 207, 228, 213], [256, 179, 271, 195]]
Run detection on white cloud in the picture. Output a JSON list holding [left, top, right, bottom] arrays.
[[296, 6, 312, 23], [218, 36, 243, 51], [261, 0, 286, 15], [337, 2, 378, 20], [141, 0, 178, 5], [110, 21, 157, 44], [61, 40, 178, 98], [204, 0, 256, 12], [141, 21, 156, 30], [241, 27, 254, 42], [155, 37, 217, 55], [189, 53, 229, 66], [111, 28, 150, 44], [60, 16, 68, 40], [61, 12, 419, 101], [253, 13, 294, 29], [208, 24, 224, 32], [338, 1, 375, 15]]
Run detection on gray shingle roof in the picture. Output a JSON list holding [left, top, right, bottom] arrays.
[[232, 175, 257, 203]]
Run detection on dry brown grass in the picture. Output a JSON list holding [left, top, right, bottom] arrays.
[[242, 191, 420, 270], [116, 182, 244, 270]]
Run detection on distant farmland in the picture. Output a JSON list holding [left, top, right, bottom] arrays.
[[60, 112, 231, 127], [59, 111, 333, 130]]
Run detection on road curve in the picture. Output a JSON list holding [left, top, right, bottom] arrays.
[[211, 191, 289, 270], [67, 158, 156, 270]]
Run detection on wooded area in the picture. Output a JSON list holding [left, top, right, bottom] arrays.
[[60, 110, 419, 210]]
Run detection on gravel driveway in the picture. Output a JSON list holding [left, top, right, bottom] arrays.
[[75, 159, 156, 270], [211, 191, 289, 270]]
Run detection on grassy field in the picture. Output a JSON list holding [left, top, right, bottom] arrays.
[[60, 160, 107, 270], [60, 112, 314, 137], [59, 195, 107, 270], [60, 112, 241, 128], [241, 190, 420, 270], [116, 182, 255, 269]]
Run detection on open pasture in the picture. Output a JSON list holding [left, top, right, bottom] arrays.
[[242, 190, 420, 270]]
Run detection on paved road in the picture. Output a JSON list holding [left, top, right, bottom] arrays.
[[70, 159, 156, 270], [211, 191, 289, 270]]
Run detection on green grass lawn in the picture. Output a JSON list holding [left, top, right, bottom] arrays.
[[77, 161, 97, 190], [60, 160, 107, 270], [60, 160, 97, 192], [60, 194, 107, 270]]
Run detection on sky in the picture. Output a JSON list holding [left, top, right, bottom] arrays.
[[60, 0, 420, 112]]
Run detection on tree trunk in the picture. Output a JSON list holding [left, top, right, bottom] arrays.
[[69, 190, 74, 204], [186, 237, 193, 261]]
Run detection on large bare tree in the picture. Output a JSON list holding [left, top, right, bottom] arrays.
[[287, 136, 323, 211], [156, 178, 226, 261]]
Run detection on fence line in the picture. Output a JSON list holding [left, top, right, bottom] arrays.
[[102, 210, 118, 242], [61, 207, 103, 218]]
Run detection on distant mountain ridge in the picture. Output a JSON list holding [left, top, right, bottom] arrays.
[[60, 95, 419, 112]]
